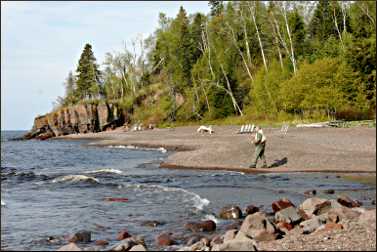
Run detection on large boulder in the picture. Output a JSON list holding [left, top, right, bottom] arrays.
[[129, 244, 147, 251], [299, 197, 329, 218], [238, 212, 276, 241], [299, 215, 327, 234], [219, 205, 243, 219], [275, 206, 301, 224], [57, 243, 82, 251], [223, 229, 238, 243], [211, 240, 257, 251]]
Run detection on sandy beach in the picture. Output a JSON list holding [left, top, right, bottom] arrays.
[[57, 125, 376, 174]]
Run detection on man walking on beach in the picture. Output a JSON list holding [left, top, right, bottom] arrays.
[[249, 125, 268, 168]]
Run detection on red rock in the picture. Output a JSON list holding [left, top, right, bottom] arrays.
[[323, 223, 343, 231], [276, 222, 293, 234], [272, 198, 295, 213], [245, 205, 260, 216], [337, 195, 361, 208], [105, 197, 128, 202], [155, 232, 175, 247], [116, 230, 131, 241], [95, 240, 109, 246]]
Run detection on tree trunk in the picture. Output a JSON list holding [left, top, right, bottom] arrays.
[[282, 2, 297, 73], [220, 64, 243, 116]]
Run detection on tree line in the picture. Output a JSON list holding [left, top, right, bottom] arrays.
[[56, 1, 376, 124]]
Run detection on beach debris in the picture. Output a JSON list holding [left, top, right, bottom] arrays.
[[271, 198, 295, 213], [197, 125, 214, 134], [104, 197, 129, 203], [296, 122, 330, 128], [238, 124, 255, 134], [68, 230, 91, 243]]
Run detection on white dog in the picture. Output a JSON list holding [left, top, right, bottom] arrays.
[[197, 125, 214, 134]]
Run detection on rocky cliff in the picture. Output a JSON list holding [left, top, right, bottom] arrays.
[[23, 103, 129, 140]]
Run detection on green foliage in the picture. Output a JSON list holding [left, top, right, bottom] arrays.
[[76, 43, 102, 99]]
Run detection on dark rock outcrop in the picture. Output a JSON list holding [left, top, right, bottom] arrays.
[[24, 102, 129, 140]]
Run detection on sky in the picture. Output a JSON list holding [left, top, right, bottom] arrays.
[[1, 1, 210, 131]]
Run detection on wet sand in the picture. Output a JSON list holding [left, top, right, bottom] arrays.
[[57, 125, 376, 174]]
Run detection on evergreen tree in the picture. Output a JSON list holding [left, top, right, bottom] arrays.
[[76, 43, 101, 99], [289, 8, 306, 58], [63, 71, 77, 104], [308, 0, 336, 41], [208, 0, 223, 17]]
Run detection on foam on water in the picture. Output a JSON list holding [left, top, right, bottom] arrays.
[[122, 183, 210, 210], [84, 168, 123, 175], [51, 175, 99, 184], [1, 200, 5, 206]]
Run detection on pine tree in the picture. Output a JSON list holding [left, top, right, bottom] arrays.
[[208, 0, 223, 17], [308, 0, 337, 41], [76, 43, 101, 99]]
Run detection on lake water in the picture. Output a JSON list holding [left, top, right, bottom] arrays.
[[1, 131, 375, 250]]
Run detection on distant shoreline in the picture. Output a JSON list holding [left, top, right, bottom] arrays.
[[55, 125, 376, 174]]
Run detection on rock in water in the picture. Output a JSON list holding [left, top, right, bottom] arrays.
[[219, 205, 243, 219], [337, 195, 362, 208], [95, 240, 109, 246], [155, 232, 175, 247], [244, 205, 259, 216], [110, 238, 137, 251], [184, 220, 216, 232], [68, 231, 91, 243], [116, 230, 131, 241]]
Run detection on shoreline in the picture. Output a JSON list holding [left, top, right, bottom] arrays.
[[55, 125, 376, 174]]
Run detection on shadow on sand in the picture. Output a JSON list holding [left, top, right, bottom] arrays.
[[269, 157, 288, 168]]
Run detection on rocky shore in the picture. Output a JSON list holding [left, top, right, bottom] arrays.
[[54, 194, 376, 251]]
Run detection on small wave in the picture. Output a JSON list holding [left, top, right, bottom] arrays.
[[109, 145, 167, 153], [84, 168, 123, 175], [122, 184, 210, 210], [1, 200, 5, 206], [202, 214, 219, 224], [52, 175, 99, 184]]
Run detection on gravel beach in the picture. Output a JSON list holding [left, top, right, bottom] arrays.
[[58, 125, 376, 174]]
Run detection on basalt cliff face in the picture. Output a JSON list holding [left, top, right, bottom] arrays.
[[23, 103, 129, 140]]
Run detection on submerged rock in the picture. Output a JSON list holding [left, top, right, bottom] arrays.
[[184, 220, 216, 232], [219, 205, 243, 219], [155, 232, 175, 247], [68, 230, 91, 243], [116, 230, 131, 241]]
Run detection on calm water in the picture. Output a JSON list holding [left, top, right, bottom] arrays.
[[1, 131, 375, 250]]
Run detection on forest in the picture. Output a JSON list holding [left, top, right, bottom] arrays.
[[56, 1, 376, 126]]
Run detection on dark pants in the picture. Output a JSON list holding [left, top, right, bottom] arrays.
[[250, 142, 267, 167]]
